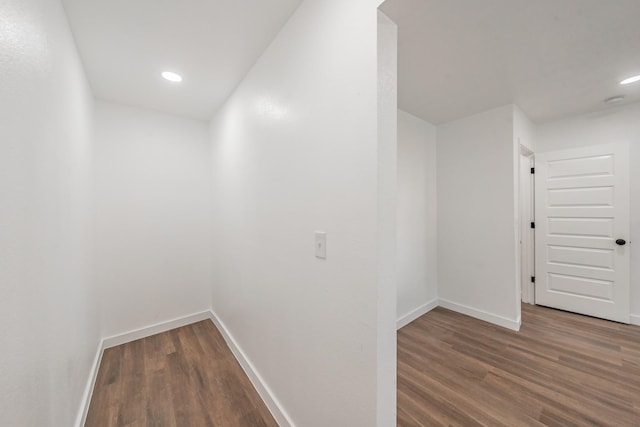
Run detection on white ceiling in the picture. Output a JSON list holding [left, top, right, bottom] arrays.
[[380, 0, 640, 124], [62, 0, 302, 120]]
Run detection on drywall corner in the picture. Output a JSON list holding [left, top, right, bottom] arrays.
[[102, 311, 213, 349], [437, 105, 519, 327], [396, 109, 438, 325], [377, 9, 398, 427], [396, 298, 438, 330]]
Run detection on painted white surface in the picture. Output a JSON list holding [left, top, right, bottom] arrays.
[[536, 102, 640, 318], [534, 143, 630, 322], [514, 106, 536, 153], [0, 0, 100, 424], [397, 110, 438, 322], [208, 0, 392, 425], [93, 100, 212, 338], [377, 11, 398, 427], [380, 0, 640, 124], [437, 105, 520, 327], [62, 0, 302, 119]]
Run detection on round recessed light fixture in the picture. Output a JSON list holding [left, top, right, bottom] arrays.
[[161, 71, 183, 83], [604, 95, 625, 104], [620, 74, 640, 85]]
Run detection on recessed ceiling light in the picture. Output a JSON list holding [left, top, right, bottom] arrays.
[[161, 71, 183, 83], [604, 95, 625, 104], [620, 75, 640, 85]]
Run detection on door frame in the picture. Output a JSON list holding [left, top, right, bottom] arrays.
[[519, 145, 535, 304]]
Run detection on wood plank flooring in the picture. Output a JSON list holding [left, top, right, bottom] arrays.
[[85, 320, 277, 427], [398, 304, 640, 427]]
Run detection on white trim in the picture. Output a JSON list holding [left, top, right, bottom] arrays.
[[102, 311, 212, 349], [75, 309, 294, 426], [519, 148, 535, 305], [438, 299, 521, 331], [76, 311, 213, 426], [75, 340, 104, 427], [630, 314, 640, 326], [396, 298, 438, 330], [208, 310, 295, 427]]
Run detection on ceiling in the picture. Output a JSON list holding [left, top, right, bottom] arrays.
[[62, 0, 302, 120], [380, 0, 640, 124]]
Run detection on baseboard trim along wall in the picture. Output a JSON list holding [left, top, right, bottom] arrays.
[[76, 311, 214, 426], [396, 298, 438, 330], [92, 310, 296, 427], [208, 310, 295, 427], [102, 311, 213, 349], [78, 300, 527, 426], [630, 314, 640, 326], [75, 340, 104, 427], [438, 298, 521, 331]]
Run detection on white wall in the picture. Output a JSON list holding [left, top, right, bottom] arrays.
[[536, 102, 640, 320], [93, 100, 212, 338], [437, 105, 520, 329], [209, 0, 393, 425], [397, 110, 438, 324], [0, 0, 99, 425], [377, 12, 398, 426], [514, 106, 536, 153]]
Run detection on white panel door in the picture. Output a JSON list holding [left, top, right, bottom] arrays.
[[535, 143, 630, 323]]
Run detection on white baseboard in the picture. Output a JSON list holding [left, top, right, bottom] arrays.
[[75, 339, 104, 427], [396, 298, 438, 330], [102, 311, 213, 349], [630, 314, 640, 326], [74, 310, 293, 427], [438, 298, 521, 331], [76, 311, 214, 426], [208, 310, 295, 427]]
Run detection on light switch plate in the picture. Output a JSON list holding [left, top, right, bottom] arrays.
[[315, 232, 326, 259]]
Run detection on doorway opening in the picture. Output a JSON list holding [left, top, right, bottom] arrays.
[[519, 144, 535, 305]]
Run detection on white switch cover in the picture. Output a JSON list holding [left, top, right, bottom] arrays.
[[315, 232, 327, 259]]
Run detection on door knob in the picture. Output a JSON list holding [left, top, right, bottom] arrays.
[[616, 239, 627, 246]]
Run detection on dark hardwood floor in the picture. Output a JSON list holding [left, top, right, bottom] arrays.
[[398, 304, 640, 426], [85, 320, 277, 427]]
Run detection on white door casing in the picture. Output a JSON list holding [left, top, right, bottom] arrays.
[[535, 143, 630, 323], [520, 147, 535, 304]]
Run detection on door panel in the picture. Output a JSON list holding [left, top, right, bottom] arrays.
[[535, 143, 630, 323], [547, 155, 614, 178], [547, 187, 613, 207], [548, 217, 613, 237], [548, 273, 613, 301], [548, 245, 613, 269]]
